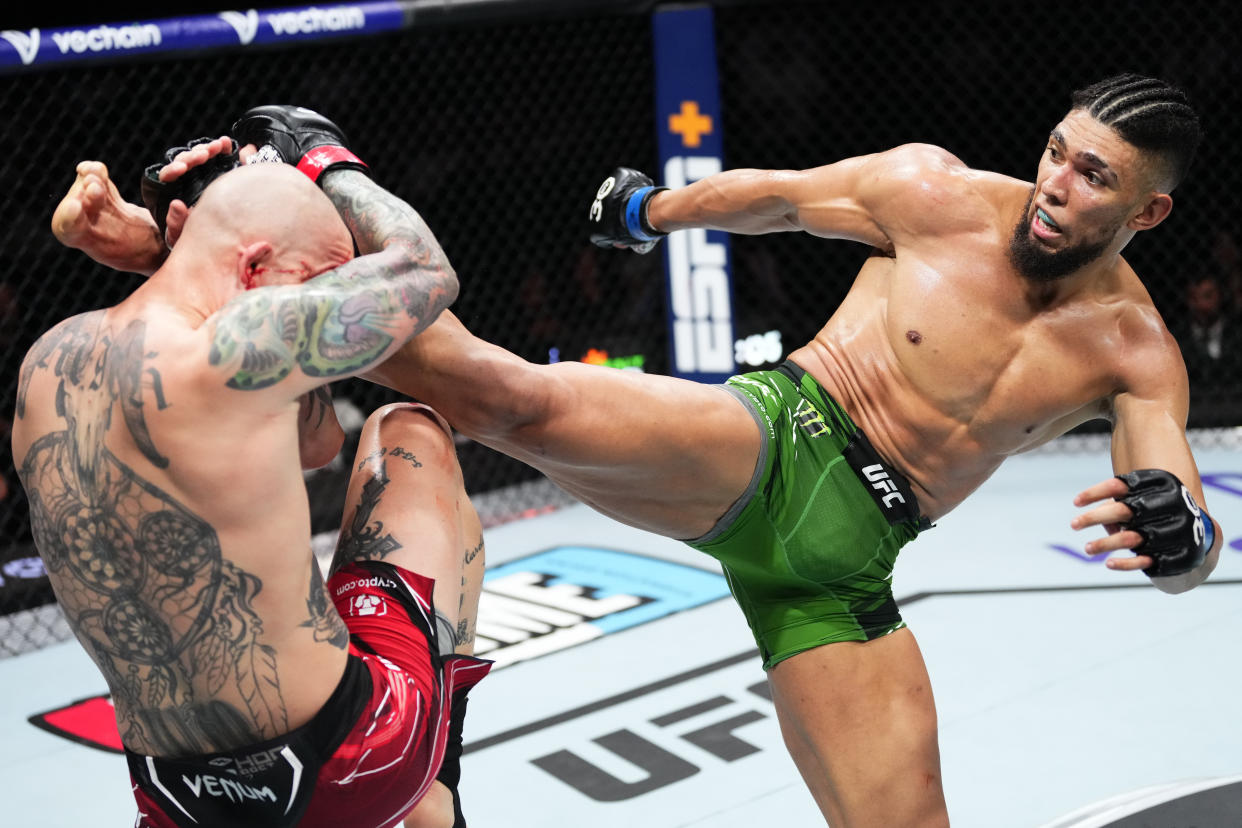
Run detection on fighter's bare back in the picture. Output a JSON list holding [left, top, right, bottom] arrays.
[[13, 299, 347, 755]]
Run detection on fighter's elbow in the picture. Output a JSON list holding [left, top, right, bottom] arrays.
[[439, 260, 460, 308]]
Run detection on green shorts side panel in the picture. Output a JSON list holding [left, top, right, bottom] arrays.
[[688, 366, 917, 668]]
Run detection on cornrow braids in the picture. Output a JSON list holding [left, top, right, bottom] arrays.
[[1070, 73, 1201, 190]]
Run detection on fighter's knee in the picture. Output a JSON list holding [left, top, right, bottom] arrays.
[[364, 402, 462, 476], [367, 402, 452, 444]]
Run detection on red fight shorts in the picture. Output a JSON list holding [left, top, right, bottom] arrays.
[[127, 561, 491, 828]]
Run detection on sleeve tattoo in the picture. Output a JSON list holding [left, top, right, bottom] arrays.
[[208, 171, 457, 391]]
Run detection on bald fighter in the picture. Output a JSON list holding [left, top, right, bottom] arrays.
[[361, 74, 1220, 826], [18, 111, 490, 828]]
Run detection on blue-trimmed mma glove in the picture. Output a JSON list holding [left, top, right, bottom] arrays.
[[232, 104, 369, 185], [588, 167, 668, 254], [1116, 469, 1215, 577], [140, 137, 240, 240]]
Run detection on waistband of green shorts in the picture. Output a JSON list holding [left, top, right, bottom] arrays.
[[774, 360, 856, 431], [775, 360, 932, 533]]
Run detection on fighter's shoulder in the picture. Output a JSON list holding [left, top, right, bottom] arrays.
[[18, 310, 104, 374], [865, 143, 970, 189], [1111, 263, 1186, 393], [861, 144, 997, 229], [13, 312, 107, 451], [1114, 259, 1169, 332]]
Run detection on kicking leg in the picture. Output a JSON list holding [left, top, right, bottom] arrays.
[[365, 310, 762, 540], [767, 629, 948, 828]]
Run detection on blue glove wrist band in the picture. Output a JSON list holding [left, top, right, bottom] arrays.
[[1200, 510, 1216, 556], [625, 187, 659, 242]]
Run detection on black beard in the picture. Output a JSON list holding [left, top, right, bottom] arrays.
[[1007, 188, 1112, 282]]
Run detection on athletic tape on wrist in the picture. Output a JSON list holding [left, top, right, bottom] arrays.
[[625, 187, 661, 242], [295, 146, 367, 183]]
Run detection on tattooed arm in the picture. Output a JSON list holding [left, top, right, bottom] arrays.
[[207, 170, 458, 396], [321, 170, 453, 264]]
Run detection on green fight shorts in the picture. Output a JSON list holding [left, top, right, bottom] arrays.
[[686, 361, 930, 669]]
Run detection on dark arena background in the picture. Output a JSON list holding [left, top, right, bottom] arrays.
[[5, 4, 1242, 827], [1, 0, 1239, 650]]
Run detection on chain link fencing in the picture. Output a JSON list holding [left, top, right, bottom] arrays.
[[2, 0, 1239, 654]]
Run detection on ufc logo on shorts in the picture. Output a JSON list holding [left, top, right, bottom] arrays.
[[863, 464, 907, 509], [350, 594, 387, 617]]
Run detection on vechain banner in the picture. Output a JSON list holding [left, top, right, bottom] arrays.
[[651, 5, 737, 383], [0, 3, 405, 70]]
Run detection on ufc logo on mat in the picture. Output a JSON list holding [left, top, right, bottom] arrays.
[[863, 464, 907, 509]]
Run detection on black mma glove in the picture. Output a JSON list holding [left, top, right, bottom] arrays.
[[232, 104, 368, 185], [140, 137, 240, 239], [1116, 469, 1215, 578], [588, 167, 668, 254]]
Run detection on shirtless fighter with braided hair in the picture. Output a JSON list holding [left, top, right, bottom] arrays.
[[43, 76, 1219, 826], [363, 73, 1220, 826]]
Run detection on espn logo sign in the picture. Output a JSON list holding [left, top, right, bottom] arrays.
[[663, 156, 734, 376]]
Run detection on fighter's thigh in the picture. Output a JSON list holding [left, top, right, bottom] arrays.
[[767, 629, 948, 828], [511, 363, 763, 538], [332, 403, 472, 629]]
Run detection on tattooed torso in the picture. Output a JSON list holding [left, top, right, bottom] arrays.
[[13, 310, 346, 757], [13, 169, 459, 759]]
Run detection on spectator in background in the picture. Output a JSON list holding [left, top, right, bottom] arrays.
[[1169, 263, 1242, 428], [1208, 228, 1242, 314], [1171, 269, 1242, 392]]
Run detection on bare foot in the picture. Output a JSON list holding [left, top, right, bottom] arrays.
[[51, 161, 166, 276]]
